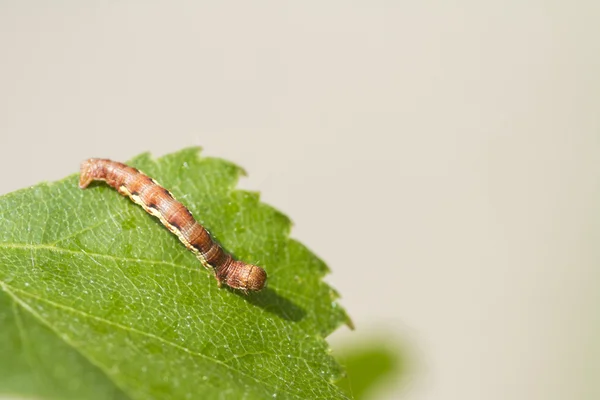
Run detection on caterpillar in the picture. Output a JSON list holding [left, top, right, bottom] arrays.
[[79, 158, 267, 292]]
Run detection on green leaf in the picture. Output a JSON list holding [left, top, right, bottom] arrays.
[[0, 148, 351, 400], [334, 338, 407, 400]]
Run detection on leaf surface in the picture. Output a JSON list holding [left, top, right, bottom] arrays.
[[0, 148, 350, 400]]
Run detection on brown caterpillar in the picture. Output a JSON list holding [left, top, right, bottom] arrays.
[[79, 158, 267, 292]]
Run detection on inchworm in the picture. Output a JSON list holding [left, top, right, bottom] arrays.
[[79, 158, 267, 292]]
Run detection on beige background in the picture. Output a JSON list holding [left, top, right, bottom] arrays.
[[1, 2, 600, 399]]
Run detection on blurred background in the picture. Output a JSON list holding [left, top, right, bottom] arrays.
[[1, 2, 599, 399]]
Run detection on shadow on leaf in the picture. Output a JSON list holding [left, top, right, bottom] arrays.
[[334, 336, 409, 400], [229, 287, 306, 322]]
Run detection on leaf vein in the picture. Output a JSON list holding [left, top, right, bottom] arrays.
[[1, 283, 314, 400], [0, 242, 198, 274]]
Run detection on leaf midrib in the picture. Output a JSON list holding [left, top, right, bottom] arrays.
[[0, 241, 348, 399], [0, 242, 195, 274], [0, 282, 328, 400]]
